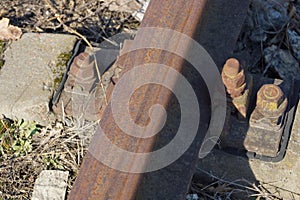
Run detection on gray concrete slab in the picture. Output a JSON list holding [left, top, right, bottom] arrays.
[[0, 33, 77, 125]]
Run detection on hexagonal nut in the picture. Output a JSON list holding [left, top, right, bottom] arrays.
[[222, 70, 245, 90], [250, 107, 285, 130], [69, 62, 96, 83], [75, 52, 93, 67], [226, 82, 246, 98], [232, 88, 250, 118], [256, 84, 287, 117]]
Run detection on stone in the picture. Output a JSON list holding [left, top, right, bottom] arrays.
[[247, 0, 289, 42], [32, 170, 69, 200], [259, 0, 289, 29], [264, 45, 300, 80], [186, 194, 199, 200], [0, 18, 22, 41], [296, 1, 300, 16], [0, 33, 77, 125], [196, 97, 300, 199], [288, 30, 300, 62]]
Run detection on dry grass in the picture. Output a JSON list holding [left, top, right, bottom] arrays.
[[0, 117, 98, 199], [191, 168, 287, 200]]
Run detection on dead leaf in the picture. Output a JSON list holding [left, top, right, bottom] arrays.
[[0, 18, 22, 41]]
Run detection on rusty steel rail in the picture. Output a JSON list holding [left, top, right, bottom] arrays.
[[68, 0, 250, 199]]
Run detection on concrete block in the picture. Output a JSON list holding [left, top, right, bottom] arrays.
[[0, 33, 77, 125], [32, 170, 69, 200]]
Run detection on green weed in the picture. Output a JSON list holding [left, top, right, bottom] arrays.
[[0, 118, 40, 156]]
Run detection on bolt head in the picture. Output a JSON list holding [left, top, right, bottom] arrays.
[[69, 52, 96, 82], [257, 84, 283, 109], [222, 58, 245, 97], [256, 84, 287, 117], [223, 58, 241, 76], [222, 58, 245, 95], [75, 52, 92, 67]]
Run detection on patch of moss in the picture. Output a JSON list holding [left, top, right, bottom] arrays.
[[52, 52, 72, 90], [53, 72, 64, 89], [56, 52, 72, 68], [0, 40, 6, 70], [0, 41, 5, 52]]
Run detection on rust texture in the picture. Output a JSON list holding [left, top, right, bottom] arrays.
[[222, 58, 246, 98], [52, 51, 120, 121], [69, 0, 250, 199], [249, 83, 288, 132], [255, 84, 287, 119], [68, 52, 95, 87], [220, 76, 290, 158], [245, 83, 288, 157], [53, 52, 103, 121], [222, 58, 251, 118]]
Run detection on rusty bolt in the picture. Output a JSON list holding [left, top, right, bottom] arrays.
[[256, 84, 287, 117], [222, 58, 246, 98], [227, 83, 246, 98], [232, 88, 250, 118], [69, 52, 96, 83], [75, 52, 93, 67], [223, 58, 240, 76]]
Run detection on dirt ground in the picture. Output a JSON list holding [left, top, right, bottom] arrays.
[[0, 0, 300, 199], [0, 0, 139, 42]]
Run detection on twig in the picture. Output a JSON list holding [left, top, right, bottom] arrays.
[[44, 0, 61, 14], [260, 181, 300, 196], [196, 167, 257, 192], [0, 119, 8, 130], [191, 185, 215, 199], [194, 168, 286, 199], [62, 101, 65, 124], [100, 35, 119, 46]]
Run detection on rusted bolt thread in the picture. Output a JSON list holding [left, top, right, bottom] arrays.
[[221, 58, 246, 98]]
